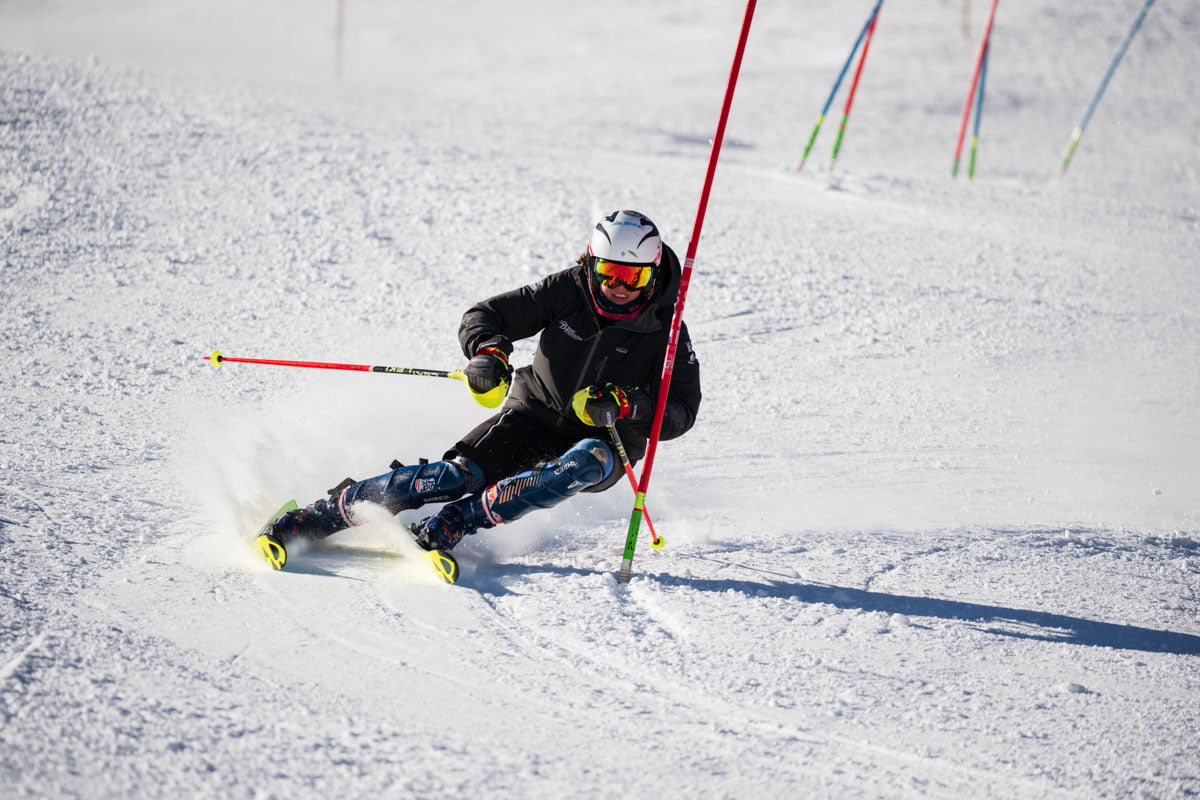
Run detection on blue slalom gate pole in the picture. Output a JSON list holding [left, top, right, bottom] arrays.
[[797, 0, 884, 170], [967, 41, 989, 179], [1059, 0, 1157, 177]]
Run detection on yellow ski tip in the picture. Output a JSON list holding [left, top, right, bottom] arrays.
[[424, 549, 460, 584], [254, 500, 297, 570], [256, 534, 287, 570]]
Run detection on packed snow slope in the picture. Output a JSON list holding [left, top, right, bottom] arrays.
[[3, 1, 1200, 797]]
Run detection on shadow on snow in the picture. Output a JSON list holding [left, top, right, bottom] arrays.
[[273, 541, 1200, 657], [484, 561, 1200, 657]]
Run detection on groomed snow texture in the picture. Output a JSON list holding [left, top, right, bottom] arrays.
[[2, 1, 1199, 797]]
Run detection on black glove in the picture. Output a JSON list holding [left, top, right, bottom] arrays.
[[572, 383, 649, 427], [463, 345, 512, 394]]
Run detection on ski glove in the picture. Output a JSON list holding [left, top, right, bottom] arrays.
[[462, 345, 512, 408], [572, 383, 648, 427]]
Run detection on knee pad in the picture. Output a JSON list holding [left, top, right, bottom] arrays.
[[564, 438, 616, 485]]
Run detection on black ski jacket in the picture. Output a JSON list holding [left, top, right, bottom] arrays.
[[458, 245, 701, 463]]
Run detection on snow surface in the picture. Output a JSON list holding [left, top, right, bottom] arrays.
[[3, 0, 1200, 797]]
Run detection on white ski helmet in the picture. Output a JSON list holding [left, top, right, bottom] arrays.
[[588, 210, 662, 267]]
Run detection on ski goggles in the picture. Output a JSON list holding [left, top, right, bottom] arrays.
[[591, 258, 655, 291]]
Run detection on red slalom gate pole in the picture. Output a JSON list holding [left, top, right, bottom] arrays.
[[617, 0, 758, 584], [952, 0, 999, 177]]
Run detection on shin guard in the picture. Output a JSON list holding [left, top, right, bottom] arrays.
[[336, 458, 485, 523], [410, 439, 615, 551], [475, 438, 615, 527]]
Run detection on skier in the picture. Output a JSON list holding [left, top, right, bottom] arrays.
[[263, 210, 701, 567]]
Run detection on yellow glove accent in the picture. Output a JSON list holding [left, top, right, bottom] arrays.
[[572, 385, 600, 426], [450, 370, 509, 409], [470, 379, 508, 409]]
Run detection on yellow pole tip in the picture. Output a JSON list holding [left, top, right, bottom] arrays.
[[209, 350, 223, 366]]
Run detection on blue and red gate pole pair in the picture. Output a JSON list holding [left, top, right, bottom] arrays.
[[798, 0, 885, 172], [952, 0, 999, 179]]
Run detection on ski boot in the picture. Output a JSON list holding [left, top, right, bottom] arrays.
[[253, 457, 481, 571], [410, 497, 493, 552], [254, 496, 352, 570], [407, 498, 494, 584]]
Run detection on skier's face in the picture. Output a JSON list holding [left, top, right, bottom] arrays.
[[598, 280, 643, 305]]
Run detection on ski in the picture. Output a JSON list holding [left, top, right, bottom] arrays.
[[253, 500, 297, 570], [252, 500, 460, 584]]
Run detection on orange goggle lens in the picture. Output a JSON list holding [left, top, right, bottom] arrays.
[[593, 259, 654, 290]]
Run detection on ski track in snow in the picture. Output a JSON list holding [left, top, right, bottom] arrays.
[[3, 0, 1200, 797]]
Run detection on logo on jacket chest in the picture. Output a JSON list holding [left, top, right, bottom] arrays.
[[557, 320, 583, 341]]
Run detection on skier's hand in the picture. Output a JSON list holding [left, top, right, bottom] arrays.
[[572, 383, 647, 427], [464, 345, 512, 396]]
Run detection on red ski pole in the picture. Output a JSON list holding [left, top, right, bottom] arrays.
[[605, 423, 661, 549], [618, 0, 758, 584], [202, 350, 507, 408]]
